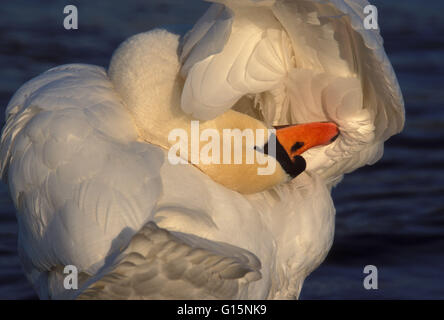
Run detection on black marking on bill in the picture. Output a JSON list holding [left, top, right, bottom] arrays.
[[255, 134, 306, 179]]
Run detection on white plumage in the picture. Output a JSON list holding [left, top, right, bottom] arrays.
[[0, 0, 404, 299]]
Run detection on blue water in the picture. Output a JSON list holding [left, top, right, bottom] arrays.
[[0, 0, 443, 299]]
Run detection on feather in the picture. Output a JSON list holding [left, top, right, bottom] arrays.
[[0, 64, 164, 297], [77, 222, 261, 300], [181, 0, 405, 180]]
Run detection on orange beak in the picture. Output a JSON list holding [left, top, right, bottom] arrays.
[[274, 122, 339, 159]]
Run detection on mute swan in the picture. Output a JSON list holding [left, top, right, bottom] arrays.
[[0, 0, 404, 299]]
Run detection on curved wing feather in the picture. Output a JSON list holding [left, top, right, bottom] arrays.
[[77, 222, 262, 299]]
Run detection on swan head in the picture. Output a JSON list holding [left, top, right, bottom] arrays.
[[108, 29, 339, 194], [261, 121, 339, 179]]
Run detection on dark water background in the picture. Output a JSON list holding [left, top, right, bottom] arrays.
[[0, 0, 443, 299]]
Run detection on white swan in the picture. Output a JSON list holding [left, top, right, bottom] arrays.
[[0, 0, 404, 299]]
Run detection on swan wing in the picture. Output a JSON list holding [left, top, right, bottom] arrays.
[[180, 0, 405, 179], [77, 221, 261, 299], [0, 64, 164, 298]]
